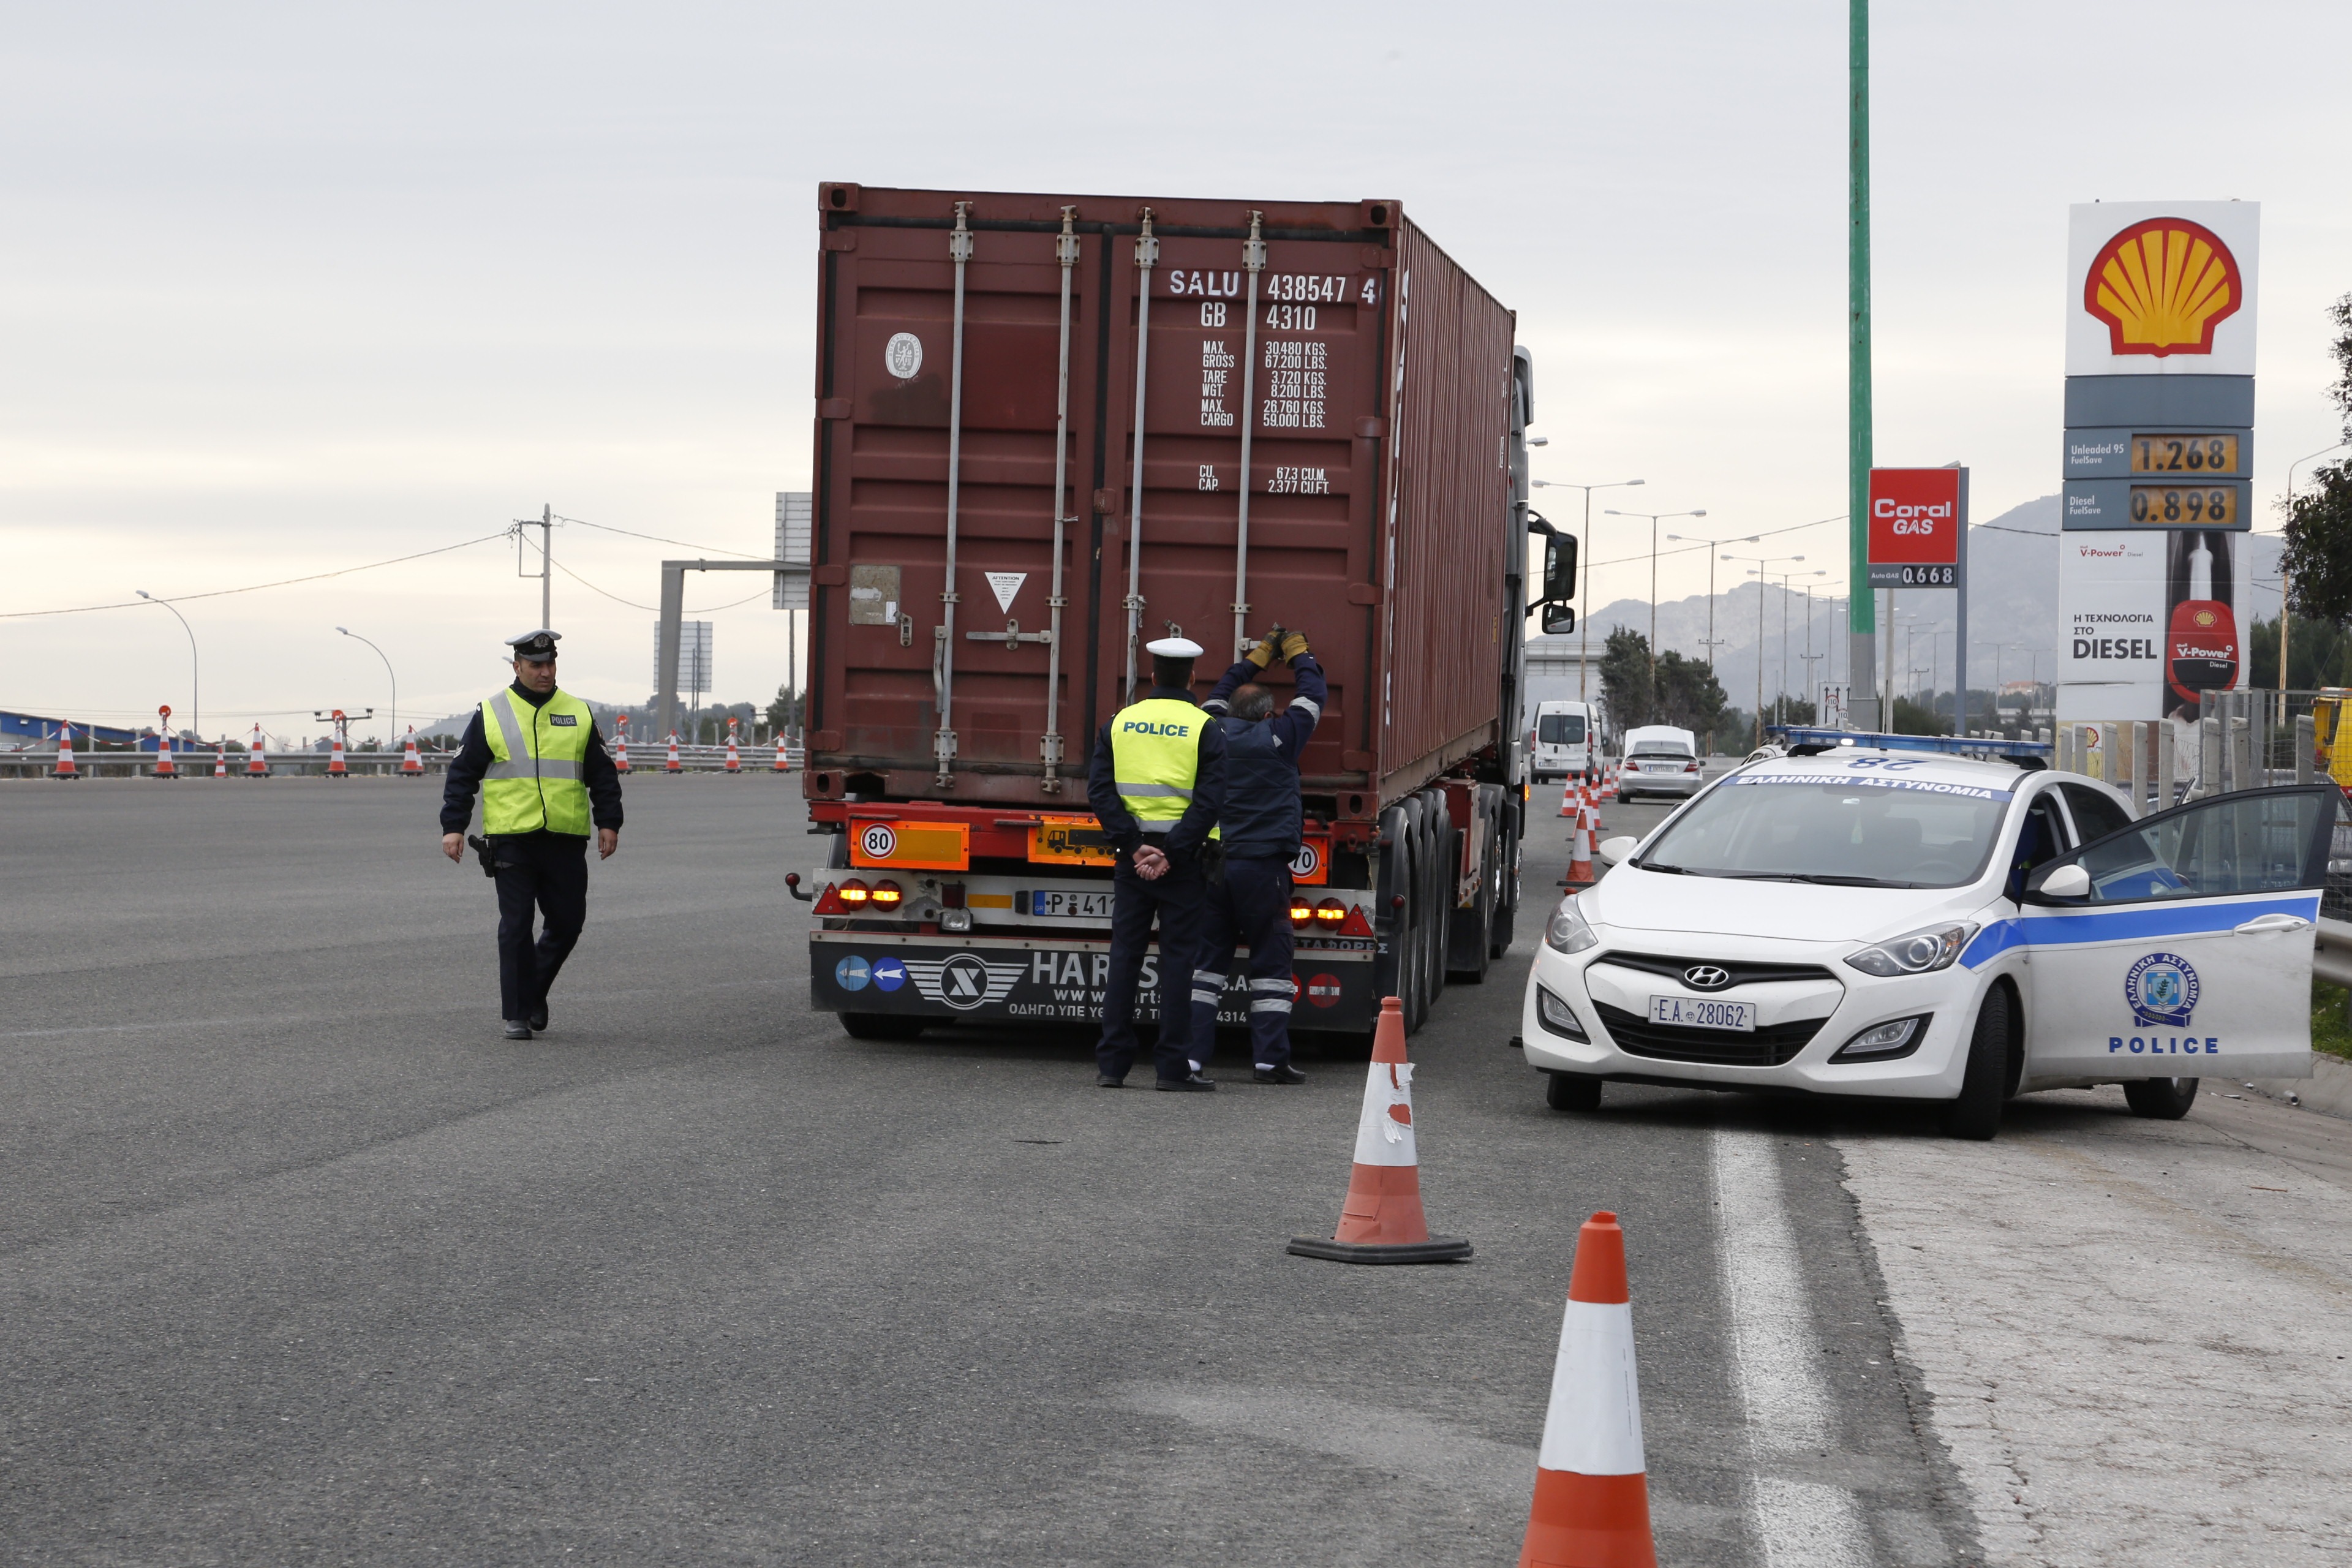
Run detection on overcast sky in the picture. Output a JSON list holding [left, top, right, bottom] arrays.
[[6, 1, 2348, 740]]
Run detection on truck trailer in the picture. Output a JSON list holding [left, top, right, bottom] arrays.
[[790, 184, 1570, 1041]]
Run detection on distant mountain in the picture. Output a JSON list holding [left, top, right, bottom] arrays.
[[1578, 495, 2282, 703]]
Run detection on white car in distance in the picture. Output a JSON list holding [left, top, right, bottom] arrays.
[[1519, 743, 2334, 1137], [1615, 725, 1703, 801]]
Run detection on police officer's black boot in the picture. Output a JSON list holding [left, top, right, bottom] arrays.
[[1253, 1064, 1306, 1084], [529, 1004, 549, 1032], [503, 1020, 533, 1040]]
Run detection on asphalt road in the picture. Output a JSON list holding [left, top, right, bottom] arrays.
[[3, 774, 1980, 1565]]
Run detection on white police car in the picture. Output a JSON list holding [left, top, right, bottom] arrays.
[[1519, 744, 2336, 1137]]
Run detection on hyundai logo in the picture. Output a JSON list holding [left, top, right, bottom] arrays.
[[1683, 965, 1732, 991]]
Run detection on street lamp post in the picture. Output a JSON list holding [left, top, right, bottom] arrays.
[[135, 591, 198, 741], [1532, 478, 1644, 699], [1724, 552, 1806, 746], [1666, 529, 1760, 674], [2282, 442, 2349, 692], [1604, 505, 1707, 719], [337, 627, 397, 747]]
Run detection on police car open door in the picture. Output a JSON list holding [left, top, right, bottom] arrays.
[[2015, 785, 2337, 1081]]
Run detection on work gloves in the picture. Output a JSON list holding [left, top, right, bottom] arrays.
[[1246, 630, 1282, 669], [1280, 630, 1311, 664]]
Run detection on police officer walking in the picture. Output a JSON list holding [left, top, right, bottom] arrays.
[[440, 630, 624, 1039], [1191, 628, 1325, 1083], [1087, 636, 1226, 1090]]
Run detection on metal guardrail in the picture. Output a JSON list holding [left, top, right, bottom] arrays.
[[1, 746, 808, 779]]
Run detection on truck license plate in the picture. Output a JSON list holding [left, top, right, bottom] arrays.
[[1030, 889, 1114, 919], [1647, 995, 1755, 1032]]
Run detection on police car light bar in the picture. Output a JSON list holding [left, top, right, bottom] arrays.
[[1764, 726, 2054, 761]]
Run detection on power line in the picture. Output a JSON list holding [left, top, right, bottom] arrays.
[[551, 557, 771, 615], [0, 531, 511, 619], [1586, 513, 1847, 571], [554, 513, 766, 559]]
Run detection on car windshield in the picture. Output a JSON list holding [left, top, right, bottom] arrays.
[[1635, 773, 2012, 888], [1538, 714, 1585, 745]]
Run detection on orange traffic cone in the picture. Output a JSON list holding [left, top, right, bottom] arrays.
[[1287, 997, 1472, 1264], [1566, 805, 1596, 887], [1558, 777, 1578, 818], [1518, 1212, 1656, 1568], [153, 706, 178, 778], [326, 712, 349, 779], [724, 718, 742, 774], [400, 727, 424, 775], [774, 732, 791, 772], [213, 744, 228, 778], [613, 717, 631, 774], [665, 731, 682, 773], [246, 724, 270, 777], [53, 723, 80, 780]]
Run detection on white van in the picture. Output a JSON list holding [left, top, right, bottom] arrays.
[[1616, 724, 1703, 801], [1531, 701, 1597, 783]]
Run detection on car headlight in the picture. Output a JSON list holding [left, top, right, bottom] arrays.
[[1843, 923, 1978, 978], [1544, 895, 1597, 956], [1536, 986, 1589, 1041]]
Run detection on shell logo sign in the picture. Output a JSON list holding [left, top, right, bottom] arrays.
[[2084, 218, 2241, 359], [2066, 201, 2257, 378]]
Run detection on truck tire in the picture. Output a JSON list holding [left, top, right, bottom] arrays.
[[1939, 986, 2017, 1140], [1374, 804, 1419, 1031], [1417, 790, 1449, 1025], [1490, 789, 1520, 959], [2122, 1076, 2199, 1119], [840, 1013, 926, 1042]]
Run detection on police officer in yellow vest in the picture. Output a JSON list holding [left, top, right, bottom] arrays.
[[1087, 636, 1227, 1090], [439, 631, 624, 1039]]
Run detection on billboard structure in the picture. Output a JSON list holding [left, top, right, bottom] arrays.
[[654, 620, 714, 723], [1868, 466, 1968, 727], [2056, 202, 2258, 723]]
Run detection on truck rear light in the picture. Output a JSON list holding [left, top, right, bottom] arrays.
[[1289, 897, 1314, 925], [870, 880, 903, 909], [812, 881, 846, 914], [837, 878, 871, 906], [940, 882, 966, 910], [1314, 898, 1346, 924], [1338, 906, 1377, 938]]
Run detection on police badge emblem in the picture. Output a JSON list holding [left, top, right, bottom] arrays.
[[2124, 952, 2199, 1029]]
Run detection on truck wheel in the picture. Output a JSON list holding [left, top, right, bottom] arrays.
[[1374, 805, 1419, 1031], [2122, 1077, 2199, 1119], [1488, 806, 1518, 959], [840, 1012, 926, 1042], [1546, 1072, 1603, 1112], [1939, 987, 2016, 1140], [1420, 790, 1449, 1022]]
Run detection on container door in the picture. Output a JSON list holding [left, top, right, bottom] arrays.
[[2015, 785, 2335, 1079], [815, 214, 1109, 793]]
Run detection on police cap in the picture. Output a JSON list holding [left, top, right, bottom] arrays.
[[507, 629, 562, 663], [1145, 636, 1205, 659]]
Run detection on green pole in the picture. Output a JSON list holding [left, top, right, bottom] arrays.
[[1848, 0, 1877, 726]]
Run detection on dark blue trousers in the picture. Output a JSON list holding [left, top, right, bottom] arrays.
[[1096, 852, 1204, 1082], [1189, 855, 1295, 1069], [491, 831, 589, 1020]]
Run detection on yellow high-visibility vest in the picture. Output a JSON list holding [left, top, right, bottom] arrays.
[[1109, 697, 1214, 837], [480, 687, 594, 835]]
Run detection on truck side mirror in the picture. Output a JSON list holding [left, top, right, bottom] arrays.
[[1541, 604, 1576, 635], [1542, 533, 1578, 605]]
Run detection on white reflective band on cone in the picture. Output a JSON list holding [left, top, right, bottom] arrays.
[[1350, 1060, 1417, 1167], [1536, 1300, 1646, 1476]]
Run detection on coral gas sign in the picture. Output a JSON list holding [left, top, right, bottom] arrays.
[[1866, 469, 1961, 587]]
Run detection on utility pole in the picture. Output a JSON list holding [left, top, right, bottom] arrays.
[[540, 503, 553, 628], [1848, 0, 1878, 728]]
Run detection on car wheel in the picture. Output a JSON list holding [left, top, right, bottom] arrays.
[[1939, 987, 2016, 1140], [840, 1012, 926, 1041], [1546, 1072, 1603, 1113], [2122, 1076, 2199, 1119]]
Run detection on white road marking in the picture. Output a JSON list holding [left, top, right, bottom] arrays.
[[1714, 1128, 1874, 1568]]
